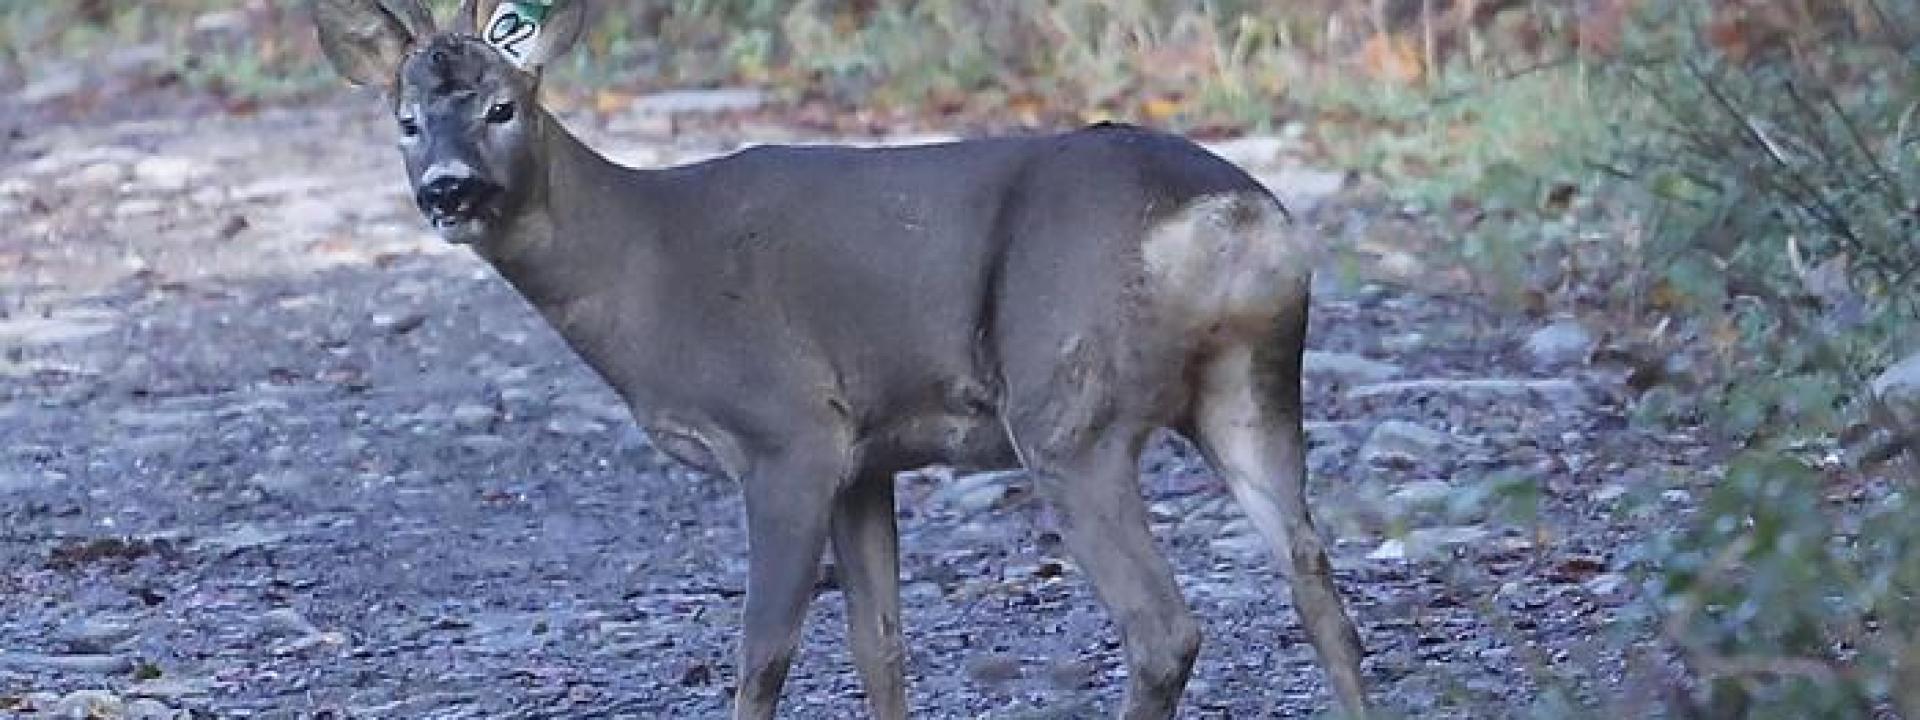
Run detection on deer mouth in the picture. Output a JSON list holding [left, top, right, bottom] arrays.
[[428, 211, 493, 244], [416, 181, 503, 244]]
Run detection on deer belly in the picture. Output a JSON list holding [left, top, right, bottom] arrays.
[[874, 410, 1017, 471]]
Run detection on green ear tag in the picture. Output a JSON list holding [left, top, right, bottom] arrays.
[[483, 1, 556, 68]]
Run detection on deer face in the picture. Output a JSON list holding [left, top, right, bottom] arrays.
[[314, 0, 585, 244], [392, 36, 536, 243]]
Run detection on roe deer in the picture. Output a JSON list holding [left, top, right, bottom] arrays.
[[313, 1, 1369, 717]]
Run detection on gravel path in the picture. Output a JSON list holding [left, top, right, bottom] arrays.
[[0, 97, 1696, 718]]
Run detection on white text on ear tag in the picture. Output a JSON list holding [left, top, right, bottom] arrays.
[[483, 1, 554, 69]]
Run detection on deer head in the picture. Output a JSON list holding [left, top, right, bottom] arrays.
[[314, 0, 588, 244]]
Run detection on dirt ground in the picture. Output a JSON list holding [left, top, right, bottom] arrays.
[[0, 88, 1700, 718]]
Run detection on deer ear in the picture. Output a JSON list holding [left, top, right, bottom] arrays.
[[467, 1, 588, 74], [453, 0, 487, 35], [522, 0, 588, 70], [313, 0, 435, 89]]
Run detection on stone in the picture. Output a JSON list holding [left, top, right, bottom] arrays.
[[115, 198, 166, 217], [1210, 531, 1267, 556], [544, 415, 607, 437], [1589, 483, 1628, 503], [450, 403, 498, 430], [261, 608, 320, 638], [251, 469, 312, 496], [932, 470, 1024, 515], [0, 311, 118, 347], [1255, 166, 1352, 215], [1303, 350, 1404, 384], [59, 161, 129, 191], [1346, 378, 1588, 406], [127, 698, 186, 720], [1043, 656, 1095, 690], [963, 651, 1023, 684], [1870, 352, 1920, 431], [199, 524, 288, 552], [104, 44, 170, 77], [1359, 420, 1455, 468], [1368, 526, 1488, 561], [127, 677, 213, 700], [1583, 572, 1628, 598], [20, 69, 85, 106], [1522, 320, 1595, 368], [52, 690, 125, 717], [0, 652, 133, 674], [121, 433, 194, 457], [1386, 479, 1455, 511], [133, 156, 211, 193], [459, 434, 513, 455], [56, 616, 139, 654]]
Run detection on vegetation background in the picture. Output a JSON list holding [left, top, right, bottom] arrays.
[[5, 0, 1918, 715]]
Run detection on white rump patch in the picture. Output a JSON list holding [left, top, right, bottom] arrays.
[[1141, 192, 1313, 333]]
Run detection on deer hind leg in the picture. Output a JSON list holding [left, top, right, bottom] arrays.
[[1005, 375, 1199, 720], [829, 470, 907, 719], [1191, 337, 1370, 717]]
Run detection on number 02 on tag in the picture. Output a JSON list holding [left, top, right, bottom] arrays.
[[484, 1, 551, 68]]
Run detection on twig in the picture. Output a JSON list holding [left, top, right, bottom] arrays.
[[1432, 54, 1577, 105]]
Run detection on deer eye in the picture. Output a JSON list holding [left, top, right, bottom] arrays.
[[398, 116, 421, 137], [485, 101, 515, 124]]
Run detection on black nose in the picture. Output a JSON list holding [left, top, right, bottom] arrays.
[[416, 175, 497, 217]]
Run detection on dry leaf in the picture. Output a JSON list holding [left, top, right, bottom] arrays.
[[1141, 97, 1183, 122], [1358, 32, 1424, 85]]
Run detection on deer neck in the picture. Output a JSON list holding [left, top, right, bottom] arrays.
[[472, 108, 658, 326]]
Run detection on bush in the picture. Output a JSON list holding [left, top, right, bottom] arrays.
[[1592, 1, 1920, 715]]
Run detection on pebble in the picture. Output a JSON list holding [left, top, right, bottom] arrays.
[[1347, 378, 1589, 406], [459, 434, 514, 455], [450, 402, 498, 430], [133, 156, 211, 193], [0, 651, 133, 674], [128, 677, 213, 700], [931, 470, 1023, 515], [1359, 420, 1456, 468], [1043, 656, 1095, 689], [1386, 479, 1456, 510], [1210, 532, 1268, 557], [1522, 320, 1595, 368], [60, 162, 129, 191], [0, 313, 119, 347], [1871, 351, 1920, 430], [56, 616, 139, 654], [53, 689, 125, 716], [121, 432, 194, 457], [115, 199, 167, 218], [544, 415, 607, 437], [963, 652, 1023, 684], [1367, 526, 1489, 561], [198, 524, 288, 552], [1302, 350, 1404, 384]]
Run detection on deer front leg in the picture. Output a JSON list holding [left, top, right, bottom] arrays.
[[732, 443, 849, 720], [831, 471, 908, 719]]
